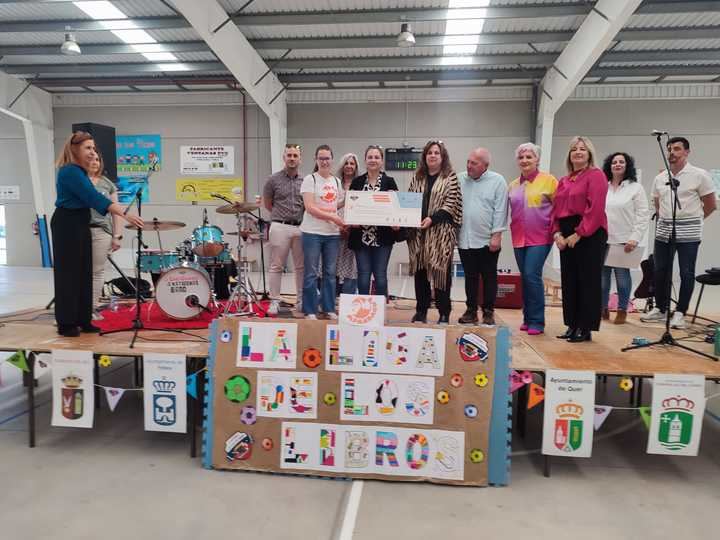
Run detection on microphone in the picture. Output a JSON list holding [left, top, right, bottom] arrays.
[[210, 192, 233, 204], [123, 185, 143, 215], [651, 130, 668, 136], [186, 295, 212, 313]]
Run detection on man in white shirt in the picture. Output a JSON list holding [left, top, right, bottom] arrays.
[[641, 137, 716, 329]]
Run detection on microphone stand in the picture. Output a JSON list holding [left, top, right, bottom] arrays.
[[622, 133, 717, 361]]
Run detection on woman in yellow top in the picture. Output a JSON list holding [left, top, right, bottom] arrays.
[[507, 143, 558, 335]]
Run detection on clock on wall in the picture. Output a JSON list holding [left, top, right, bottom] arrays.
[[385, 148, 422, 171]]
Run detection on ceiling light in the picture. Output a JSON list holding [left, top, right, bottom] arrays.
[[397, 23, 416, 48], [61, 32, 82, 56], [73, 1, 127, 20]]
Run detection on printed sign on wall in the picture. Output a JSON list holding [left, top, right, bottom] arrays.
[[647, 374, 706, 456], [542, 369, 596, 458], [143, 353, 187, 433], [116, 134, 161, 203], [180, 145, 235, 175], [51, 349, 95, 429], [176, 178, 244, 202]]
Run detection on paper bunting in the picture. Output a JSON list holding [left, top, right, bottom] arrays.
[[6, 350, 29, 372], [638, 407, 651, 429], [593, 406, 613, 431], [509, 370, 527, 393], [33, 353, 52, 378], [104, 387, 126, 412], [187, 373, 198, 399], [527, 383, 545, 409]]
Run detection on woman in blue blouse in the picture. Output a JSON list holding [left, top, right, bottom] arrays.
[[52, 132, 143, 337]]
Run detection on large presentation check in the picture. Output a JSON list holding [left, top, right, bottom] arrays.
[[343, 191, 422, 227]]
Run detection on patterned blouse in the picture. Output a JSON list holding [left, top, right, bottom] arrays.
[[360, 178, 382, 247]]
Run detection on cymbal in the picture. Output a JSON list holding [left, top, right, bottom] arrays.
[[216, 202, 260, 214], [125, 220, 186, 232]]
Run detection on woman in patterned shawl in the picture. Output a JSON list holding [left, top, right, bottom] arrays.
[[405, 140, 463, 324]]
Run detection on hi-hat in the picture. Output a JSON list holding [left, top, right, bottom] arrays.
[[216, 202, 260, 215], [125, 220, 186, 231]]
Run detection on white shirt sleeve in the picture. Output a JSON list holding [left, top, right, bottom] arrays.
[[697, 169, 716, 198], [629, 183, 650, 244], [300, 174, 314, 194]]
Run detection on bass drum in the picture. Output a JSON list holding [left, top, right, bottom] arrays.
[[155, 262, 212, 320]]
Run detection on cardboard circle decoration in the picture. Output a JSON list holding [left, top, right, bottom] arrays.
[[240, 405, 257, 425], [457, 332, 489, 362], [224, 375, 251, 403], [262, 437, 274, 451], [469, 448, 485, 463], [464, 404, 478, 418], [437, 390, 450, 404], [220, 329, 232, 343], [302, 347, 322, 368], [323, 392, 337, 406], [450, 373, 463, 388], [474, 373, 489, 387], [225, 432, 253, 462], [619, 377, 634, 392]]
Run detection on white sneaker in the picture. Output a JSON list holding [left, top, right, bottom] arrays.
[[640, 307, 665, 322], [267, 300, 279, 316], [305, 314, 317, 320], [670, 311, 686, 329], [327, 312, 338, 320]]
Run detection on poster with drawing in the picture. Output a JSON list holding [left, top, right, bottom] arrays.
[[235, 322, 297, 369], [51, 349, 95, 429], [256, 371, 318, 420], [143, 353, 187, 433]]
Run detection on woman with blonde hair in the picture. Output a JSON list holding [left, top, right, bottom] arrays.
[[335, 153, 359, 295], [52, 132, 143, 336], [551, 136, 608, 342], [405, 140, 462, 324]]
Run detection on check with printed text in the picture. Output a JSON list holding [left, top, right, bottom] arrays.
[[343, 191, 422, 227]]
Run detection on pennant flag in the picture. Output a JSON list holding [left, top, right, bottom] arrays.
[[104, 387, 126, 412], [638, 406, 651, 430], [6, 350, 29, 372], [509, 370, 527, 393], [187, 373, 198, 399], [527, 383, 545, 409], [593, 405, 613, 431], [33, 353, 52, 379]]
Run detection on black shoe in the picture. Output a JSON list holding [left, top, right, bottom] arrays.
[[411, 311, 427, 324], [556, 327, 576, 339], [458, 309, 478, 325], [481, 309, 496, 327], [567, 329, 592, 343], [58, 326, 80, 337], [437, 314, 450, 325], [80, 325, 101, 334]]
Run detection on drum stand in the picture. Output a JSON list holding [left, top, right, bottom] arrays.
[[224, 213, 264, 317]]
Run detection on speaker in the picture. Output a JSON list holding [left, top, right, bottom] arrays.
[[71, 122, 117, 182]]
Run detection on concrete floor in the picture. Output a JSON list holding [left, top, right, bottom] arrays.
[[1, 266, 719, 540]]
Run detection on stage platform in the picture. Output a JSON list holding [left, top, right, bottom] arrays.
[[0, 303, 717, 376]]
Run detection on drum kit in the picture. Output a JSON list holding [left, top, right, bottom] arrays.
[[126, 199, 267, 321]]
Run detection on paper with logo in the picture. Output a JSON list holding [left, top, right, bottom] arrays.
[[256, 371, 318, 419], [236, 322, 297, 369], [104, 387, 126, 412], [340, 373, 435, 425], [593, 405, 613, 431], [541, 369, 596, 458], [344, 190, 422, 227], [338, 294, 386, 328], [51, 350, 95, 428], [325, 325, 446, 376], [280, 422, 464, 480], [143, 353, 187, 433], [647, 374, 706, 456]]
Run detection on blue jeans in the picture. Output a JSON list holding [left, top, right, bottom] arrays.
[[602, 265, 632, 310], [302, 233, 340, 315], [514, 244, 551, 331], [337, 277, 357, 296], [653, 239, 700, 314], [355, 244, 393, 296]]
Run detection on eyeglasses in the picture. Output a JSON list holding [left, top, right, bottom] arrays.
[[317, 157, 332, 162]]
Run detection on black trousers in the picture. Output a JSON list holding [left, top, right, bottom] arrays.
[[414, 265, 452, 316], [459, 247, 500, 312], [559, 215, 607, 331], [51, 208, 93, 331]]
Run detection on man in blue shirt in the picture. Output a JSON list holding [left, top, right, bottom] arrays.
[[458, 148, 509, 326]]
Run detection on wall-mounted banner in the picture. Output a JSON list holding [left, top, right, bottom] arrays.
[[115, 134, 162, 203], [256, 371, 318, 419], [51, 350, 95, 428], [280, 422, 465, 481], [326, 325, 446, 376], [143, 353, 187, 433], [647, 374, 706, 456], [236, 322, 298, 369], [542, 369, 596, 458], [176, 178, 244, 202], [180, 145, 235, 175], [340, 373, 435, 425]]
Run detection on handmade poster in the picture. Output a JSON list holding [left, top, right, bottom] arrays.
[[235, 322, 297, 369], [647, 374, 706, 456], [280, 422, 464, 480], [143, 353, 187, 433], [115, 134, 161, 203], [338, 294, 386, 328], [176, 178, 244, 202], [542, 369, 596, 458], [340, 373, 435, 425], [326, 325, 446, 376], [344, 191, 422, 227], [51, 349, 95, 429], [180, 145, 235, 175], [205, 318, 511, 486], [256, 371, 318, 420]]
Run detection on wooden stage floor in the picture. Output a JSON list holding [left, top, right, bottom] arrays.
[[0, 303, 717, 377]]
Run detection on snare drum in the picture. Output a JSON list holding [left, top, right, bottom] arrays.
[[139, 251, 180, 273], [154, 262, 212, 320], [192, 225, 224, 257]]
